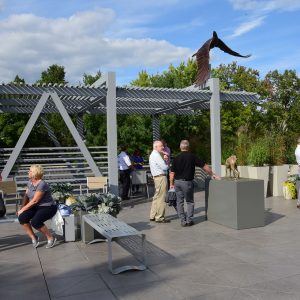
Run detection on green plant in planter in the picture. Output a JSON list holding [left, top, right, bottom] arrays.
[[71, 193, 102, 212], [247, 138, 270, 166], [90, 193, 122, 217], [70, 193, 122, 217], [283, 174, 298, 199], [50, 182, 74, 203], [283, 181, 296, 199]]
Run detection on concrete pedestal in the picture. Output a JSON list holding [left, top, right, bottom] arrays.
[[63, 214, 75, 242], [207, 178, 265, 229]]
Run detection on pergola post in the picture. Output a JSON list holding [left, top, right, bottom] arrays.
[[152, 114, 160, 141], [208, 78, 221, 176], [106, 72, 118, 195]]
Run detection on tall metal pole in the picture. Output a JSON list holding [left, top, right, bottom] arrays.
[[106, 72, 119, 195], [208, 78, 221, 176]]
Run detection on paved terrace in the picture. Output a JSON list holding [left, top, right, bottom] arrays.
[[1, 192, 300, 300]]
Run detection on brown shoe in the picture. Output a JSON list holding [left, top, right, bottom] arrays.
[[156, 219, 170, 223], [149, 218, 155, 221]]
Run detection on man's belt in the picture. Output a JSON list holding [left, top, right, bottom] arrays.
[[153, 174, 166, 178]]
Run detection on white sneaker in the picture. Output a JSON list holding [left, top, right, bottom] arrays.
[[45, 237, 57, 249], [32, 235, 40, 248]]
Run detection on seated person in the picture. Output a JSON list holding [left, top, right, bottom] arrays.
[[17, 164, 57, 249]]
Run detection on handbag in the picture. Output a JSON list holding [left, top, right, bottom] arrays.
[[166, 188, 177, 207], [58, 204, 71, 217]]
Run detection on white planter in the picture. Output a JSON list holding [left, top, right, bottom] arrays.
[[289, 165, 299, 176], [248, 166, 269, 198], [237, 166, 249, 178], [269, 165, 289, 197]]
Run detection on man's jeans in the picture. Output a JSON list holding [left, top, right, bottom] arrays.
[[175, 180, 194, 224]]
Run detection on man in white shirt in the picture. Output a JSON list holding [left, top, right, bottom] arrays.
[[118, 145, 132, 200], [149, 140, 170, 223]]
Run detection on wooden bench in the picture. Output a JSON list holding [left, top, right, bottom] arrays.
[[81, 213, 147, 274]]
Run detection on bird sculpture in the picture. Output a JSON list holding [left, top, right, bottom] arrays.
[[193, 31, 251, 87]]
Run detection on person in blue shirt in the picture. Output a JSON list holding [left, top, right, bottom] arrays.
[[131, 149, 144, 170]]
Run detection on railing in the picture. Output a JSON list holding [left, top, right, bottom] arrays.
[[0, 146, 108, 193]]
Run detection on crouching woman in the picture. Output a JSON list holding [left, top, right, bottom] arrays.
[[17, 164, 57, 249]]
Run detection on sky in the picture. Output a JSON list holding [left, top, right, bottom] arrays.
[[0, 0, 299, 86]]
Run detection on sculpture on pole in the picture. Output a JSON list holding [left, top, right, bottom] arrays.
[[193, 31, 251, 86]]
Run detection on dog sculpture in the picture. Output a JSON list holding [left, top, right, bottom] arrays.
[[225, 155, 240, 179]]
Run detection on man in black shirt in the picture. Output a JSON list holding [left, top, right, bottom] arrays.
[[170, 140, 219, 226]]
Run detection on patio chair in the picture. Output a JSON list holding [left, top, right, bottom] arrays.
[[130, 170, 149, 199], [0, 180, 21, 213], [81, 176, 108, 194]]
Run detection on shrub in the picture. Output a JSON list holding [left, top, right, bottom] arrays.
[[247, 138, 269, 166]]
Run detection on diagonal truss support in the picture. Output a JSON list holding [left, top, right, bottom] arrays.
[[1, 91, 101, 180]]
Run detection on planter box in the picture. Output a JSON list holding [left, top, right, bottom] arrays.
[[248, 166, 269, 198], [237, 166, 249, 178], [289, 165, 299, 176], [207, 178, 265, 229], [269, 165, 290, 197]]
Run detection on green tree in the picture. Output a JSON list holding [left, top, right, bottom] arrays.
[[37, 64, 67, 85], [82, 70, 101, 85]]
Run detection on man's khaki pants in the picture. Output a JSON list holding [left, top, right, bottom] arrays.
[[150, 176, 167, 221]]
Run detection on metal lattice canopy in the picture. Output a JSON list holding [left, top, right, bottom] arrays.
[[0, 73, 261, 193], [0, 83, 259, 115]]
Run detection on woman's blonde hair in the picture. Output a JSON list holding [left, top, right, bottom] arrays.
[[30, 164, 44, 179]]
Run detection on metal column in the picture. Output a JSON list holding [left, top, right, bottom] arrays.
[[208, 78, 221, 176], [106, 72, 118, 195]]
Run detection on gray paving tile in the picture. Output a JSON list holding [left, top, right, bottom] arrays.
[[46, 273, 107, 298], [241, 289, 299, 300], [0, 281, 50, 300], [0, 261, 43, 288], [187, 288, 256, 300], [243, 274, 300, 294], [51, 289, 116, 300], [113, 280, 183, 300]]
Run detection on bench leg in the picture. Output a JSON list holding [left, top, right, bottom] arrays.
[[108, 236, 147, 275], [81, 219, 94, 243], [107, 238, 113, 273]]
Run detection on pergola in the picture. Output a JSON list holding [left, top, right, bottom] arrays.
[[0, 72, 259, 194]]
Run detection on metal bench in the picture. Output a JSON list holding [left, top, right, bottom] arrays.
[[81, 213, 147, 274]]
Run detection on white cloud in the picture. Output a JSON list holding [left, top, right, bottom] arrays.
[[228, 0, 300, 38], [229, 0, 300, 13], [230, 16, 265, 38], [0, 9, 191, 84]]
